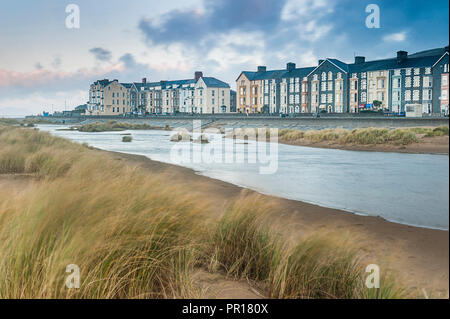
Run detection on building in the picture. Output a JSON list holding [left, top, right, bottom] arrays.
[[87, 72, 232, 115], [194, 75, 231, 114], [87, 79, 132, 116], [236, 45, 449, 115]]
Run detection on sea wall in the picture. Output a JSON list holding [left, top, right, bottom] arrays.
[[27, 115, 449, 130]]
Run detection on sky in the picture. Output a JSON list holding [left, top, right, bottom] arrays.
[[0, 0, 448, 116]]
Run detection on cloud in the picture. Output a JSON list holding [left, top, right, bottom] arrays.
[[89, 47, 113, 62], [139, 0, 286, 45], [281, 0, 333, 21], [51, 56, 62, 69], [137, 0, 336, 78], [383, 31, 407, 42]]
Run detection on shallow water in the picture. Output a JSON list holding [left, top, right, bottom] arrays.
[[38, 125, 449, 230]]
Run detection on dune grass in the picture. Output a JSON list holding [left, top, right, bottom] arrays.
[[0, 124, 408, 299], [208, 197, 406, 299], [75, 121, 170, 132], [278, 126, 448, 146]]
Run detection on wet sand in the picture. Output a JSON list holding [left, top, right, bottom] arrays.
[[107, 150, 449, 297]]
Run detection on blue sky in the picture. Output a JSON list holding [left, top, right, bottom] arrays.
[[0, 0, 448, 116]]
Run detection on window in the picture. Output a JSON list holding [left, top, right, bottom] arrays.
[[321, 72, 327, 81], [393, 78, 401, 89], [321, 94, 326, 103], [425, 67, 431, 74], [394, 69, 401, 76], [361, 72, 366, 79], [413, 90, 420, 101], [414, 68, 420, 75], [423, 77, 432, 87], [442, 90, 448, 100], [442, 74, 448, 86], [405, 77, 411, 87], [405, 68, 412, 76], [405, 90, 411, 101], [321, 82, 327, 91], [328, 72, 333, 80], [413, 76, 420, 87], [423, 89, 432, 100], [361, 92, 367, 102], [393, 91, 399, 102], [361, 79, 367, 90]]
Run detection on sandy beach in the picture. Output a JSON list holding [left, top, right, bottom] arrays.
[[107, 150, 449, 297]]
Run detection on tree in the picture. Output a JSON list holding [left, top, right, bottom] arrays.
[[373, 100, 382, 109]]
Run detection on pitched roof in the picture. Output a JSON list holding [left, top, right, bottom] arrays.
[[201, 77, 230, 88], [93, 79, 113, 87], [348, 54, 443, 73], [239, 67, 315, 82]]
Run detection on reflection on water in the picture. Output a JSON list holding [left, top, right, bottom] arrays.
[[38, 125, 449, 230]]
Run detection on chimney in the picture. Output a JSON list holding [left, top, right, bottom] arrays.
[[318, 59, 324, 65], [397, 51, 408, 64], [257, 66, 267, 73], [354, 56, 365, 64], [195, 71, 203, 81], [287, 62, 296, 72], [142, 77, 147, 84]]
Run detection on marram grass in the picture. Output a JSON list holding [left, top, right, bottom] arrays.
[[208, 197, 407, 299], [0, 125, 409, 299], [278, 126, 449, 146]]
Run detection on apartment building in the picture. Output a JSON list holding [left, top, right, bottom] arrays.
[[88, 72, 231, 116], [236, 45, 449, 115], [87, 79, 131, 116], [194, 75, 231, 114]]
